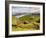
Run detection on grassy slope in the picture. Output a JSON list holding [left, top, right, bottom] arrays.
[[12, 15, 40, 31], [19, 15, 40, 22]]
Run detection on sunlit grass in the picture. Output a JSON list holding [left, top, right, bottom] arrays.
[[12, 15, 40, 31]]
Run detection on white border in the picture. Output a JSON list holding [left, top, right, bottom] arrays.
[[9, 4, 43, 35]]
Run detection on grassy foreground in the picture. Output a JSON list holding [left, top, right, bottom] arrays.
[[12, 15, 40, 31]]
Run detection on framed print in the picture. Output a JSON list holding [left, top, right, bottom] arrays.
[[5, 1, 45, 37]]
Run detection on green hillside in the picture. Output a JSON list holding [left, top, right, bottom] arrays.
[[19, 15, 40, 23], [12, 14, 40, 31]]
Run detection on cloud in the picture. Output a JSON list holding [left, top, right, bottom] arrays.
[[12, 7, 40, 15]]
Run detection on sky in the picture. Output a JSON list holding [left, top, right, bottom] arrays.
[[12, 7, 40, 15]]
